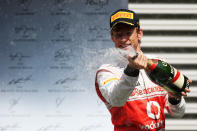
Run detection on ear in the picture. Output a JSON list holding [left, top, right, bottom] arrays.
[[137, 29, 143, 41]]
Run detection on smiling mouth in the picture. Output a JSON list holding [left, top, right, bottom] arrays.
[[119, 44, 131, 49]]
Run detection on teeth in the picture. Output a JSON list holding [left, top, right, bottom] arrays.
[[119, 43, 132, 49]]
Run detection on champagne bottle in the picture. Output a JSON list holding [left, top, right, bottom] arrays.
[[145, 59, 190, 94]]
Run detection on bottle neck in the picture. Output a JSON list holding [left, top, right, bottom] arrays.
[[146, 59, 159, 72]]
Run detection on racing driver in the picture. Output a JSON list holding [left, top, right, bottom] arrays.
[[95, 9, 191, 131]]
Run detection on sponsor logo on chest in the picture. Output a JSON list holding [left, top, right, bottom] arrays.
[[128, 84, 165, 101]]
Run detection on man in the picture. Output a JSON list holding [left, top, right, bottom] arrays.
[[95, 9, 191, 131]]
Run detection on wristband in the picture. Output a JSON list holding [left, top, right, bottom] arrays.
[[124, 65, 139, 77], [168, 97, 182, 105]]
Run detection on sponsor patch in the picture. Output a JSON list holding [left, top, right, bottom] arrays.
[[111, 11, 133, 23], [103, 78, 118, 86]]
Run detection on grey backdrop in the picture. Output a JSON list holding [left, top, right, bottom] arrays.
[[0, 0, 127, 131]]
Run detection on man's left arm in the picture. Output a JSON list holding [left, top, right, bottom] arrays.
[[165, 93, 186, 118], [165, 88, 191, 118]]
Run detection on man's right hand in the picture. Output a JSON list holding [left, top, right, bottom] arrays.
[[128, 51, 148, 70]]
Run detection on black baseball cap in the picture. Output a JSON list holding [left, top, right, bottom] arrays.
[[110, 9, 140, 31]]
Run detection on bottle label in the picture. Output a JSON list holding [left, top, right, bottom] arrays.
[[171, 67, 184, 90]]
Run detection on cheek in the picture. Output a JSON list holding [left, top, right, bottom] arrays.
[[112, 38, 121, 48], [129, 35, 138, 44], [112, 39, 118, 47], [129, 35, 139, 48], [114, 42, 120, 48]]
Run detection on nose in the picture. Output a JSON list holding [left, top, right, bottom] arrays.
[[119, 35, 128, 43]]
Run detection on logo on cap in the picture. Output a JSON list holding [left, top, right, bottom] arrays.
[[111, 11, 133, 23]]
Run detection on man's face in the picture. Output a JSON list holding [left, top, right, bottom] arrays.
[[111, 23, 143, 52]]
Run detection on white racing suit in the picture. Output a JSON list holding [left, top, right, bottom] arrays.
[[95, 64, 186, 131]]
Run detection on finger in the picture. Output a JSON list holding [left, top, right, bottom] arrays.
[[188, 79, 192, 83], [185, 88, 191, 93], [181, 92, 187, 96], [138, 52, 147, 69], [138, 53, 145, 68], [136, 52, 142, 61], [130, 53, 138, 60], [129, 51, 139, 61], [143, 55, 148, 69]]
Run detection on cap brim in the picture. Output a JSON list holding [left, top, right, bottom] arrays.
[[110, 21, 135, 31]]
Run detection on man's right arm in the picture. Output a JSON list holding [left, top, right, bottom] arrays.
[[96, 64, 139, 107]]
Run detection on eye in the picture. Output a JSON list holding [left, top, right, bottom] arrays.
[[117, 33, 122, 38], [114, 33, 122, 38], [126, 31, 132, 36]]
